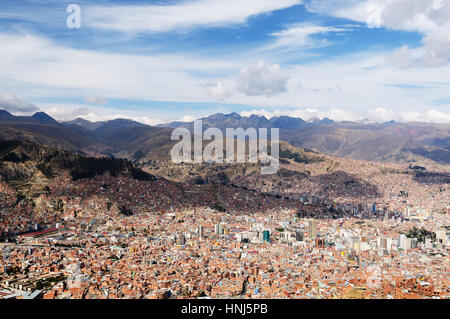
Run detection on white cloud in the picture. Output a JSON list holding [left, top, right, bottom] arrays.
[[367, 107, 450, 123], [423, 109, 450, 123], [237, 61, 289, 96], [40, 103, 207, 126], [84, 96, 108, 105], [0, 93, 39, 113], [268, 25, 349, 50], [204, 80, 233, 101], [241, 107, 450, 123], [86, 0, 302, 33], [0, 32, 239, 103], [43, 105, 94, 122], [387, 45, 416, 68], [307, 0, 444, 32], [306, 0, 450, 67], [422, 21, 450, 66], [179, 115, 197, 123], [367, 107, 397, 122]]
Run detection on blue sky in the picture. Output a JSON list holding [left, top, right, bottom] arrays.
[[0, 0, 449, 124]]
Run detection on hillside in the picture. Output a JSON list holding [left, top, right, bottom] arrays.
[[283, 121, 450, 165], [0, 140, 155, 198]]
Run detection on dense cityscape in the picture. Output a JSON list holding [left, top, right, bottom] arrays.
[[1, 155, 448, 299]]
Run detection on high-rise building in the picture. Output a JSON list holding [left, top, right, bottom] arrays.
[[198, 225, 204, 238], [378, 237, 387, 249], [2, 247, 8, 262], [425, 238, 433, 249], [436, 230, 447, 246], [177, 234, 186, 246], [399, 234, 412, 251], [215, 223, 224, 235], [308, 220, 317, 239], [404, 206, 411, 216], [263, 230, 270, 242]]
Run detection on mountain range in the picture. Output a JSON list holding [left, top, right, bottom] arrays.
[[159, 112, 450, 165], [0, 109, 449, 166]]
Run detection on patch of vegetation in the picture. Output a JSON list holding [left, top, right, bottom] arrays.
[[279, 148, 313, 164], [0, 140, 22, 157], [212, 203, 226, 212], [37, 163, 53, 177], [119, 205, 133, 216], [409, 165, 426, 170], [405, 226, 436, 243], [133, 149, 146, 161], [35, 275, 66, 290], [1, 152, 30, 163]]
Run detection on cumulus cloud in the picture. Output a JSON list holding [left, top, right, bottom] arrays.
[[307, 0, 450, 67], [421, 21, 450, 66], [387, 46, 417, 68], [367, 107, 398, 122], [368, 107, 450, 123], [84, 96, 108, 105], [86, 0, 302, 33], [44, 106, 93, 122], [0, 93, 39, 113], [237, 61, 289, 97], [204, 80, 233, 101], [423, 109, 450, 123]]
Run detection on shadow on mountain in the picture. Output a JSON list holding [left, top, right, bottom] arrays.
[[409, 147, 450, 164], [279, 147, 324, 164], [312, 171, 380, 199], [422, 137, 450, 152], [413, 171, 450, 185]]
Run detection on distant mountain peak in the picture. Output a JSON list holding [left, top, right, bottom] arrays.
[[0, 109, 15, 119], [31, 112, 59, 124], [308, 116, 321, 123], [307, 116, 334, 125], [0, 109, 13, 115], [64, 118, 102, 131], [320, 117, 335, 124], [103, 118, 148, 127]]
